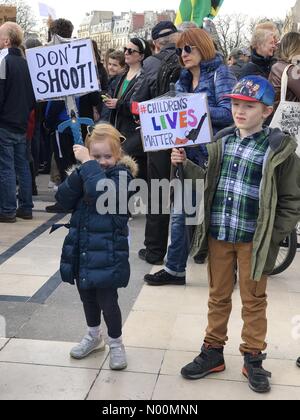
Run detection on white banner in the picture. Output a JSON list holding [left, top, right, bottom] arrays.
[[26, 39, 99, 101], [38, 2, 57, 19], [0, 48, 8, 66], [139, 93, 212, 152]]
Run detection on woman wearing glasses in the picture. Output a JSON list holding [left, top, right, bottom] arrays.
[[106, 38, 152, 181], [176, 28, 236, 134], [144, 28, 236, 286]]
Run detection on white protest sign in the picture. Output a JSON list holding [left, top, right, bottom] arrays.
[[26, 39, 99, 101], [0, 48, 8, 66], [139, 93, 212, 152]]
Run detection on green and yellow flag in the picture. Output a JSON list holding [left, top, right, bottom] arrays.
[[175, 0, 224, 27]]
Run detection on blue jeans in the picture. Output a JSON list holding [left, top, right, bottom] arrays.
[[0, 128, 33, 215], [165, 206, 190, 277]]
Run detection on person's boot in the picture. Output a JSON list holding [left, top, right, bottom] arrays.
[[138, 249, 164, 265], [181, 344, 225, 380], [46, 202, 69, 214], [296, 357, 300, 368], [144, 269, 186, 286], [243, 353, 271, 393], [0, 214, 16, 223], [16, 209, 33, 220], [108, 337, 127, 371], [194, 252, 207, 264]]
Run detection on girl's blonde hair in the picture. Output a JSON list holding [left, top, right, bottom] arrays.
[[85, 123, 125, 161], [279, 32, 300, 63]]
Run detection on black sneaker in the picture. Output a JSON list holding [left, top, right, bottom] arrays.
[[243, 353, 271, 394], [16, 209, 33, 220], [138, 249, 164, 265], [181, 345, 225, 380], [194, 255, 206, 264], [144, 269, 186, 286], [45, 202, 69, 214], [297, 357, 300, 368], [138, 249, 147, 261], [0, 214, 16, 223]]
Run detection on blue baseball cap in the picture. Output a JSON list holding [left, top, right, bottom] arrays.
[[225, 76, 275, 106]]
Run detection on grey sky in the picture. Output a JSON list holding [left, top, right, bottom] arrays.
[[32, 0, 297, 28]]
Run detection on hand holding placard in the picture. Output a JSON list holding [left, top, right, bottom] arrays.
[[171, 148, 187, 167]]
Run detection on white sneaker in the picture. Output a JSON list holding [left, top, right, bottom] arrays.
[[70, 334, 105, 359], [48, 181, 56, 189], [108, 337, 127, 370]]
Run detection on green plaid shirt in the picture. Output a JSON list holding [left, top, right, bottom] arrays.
[[210, 128, 270, 243]]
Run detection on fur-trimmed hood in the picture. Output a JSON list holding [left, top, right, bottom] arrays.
[[118, 154, 139, 178], [67, 154, 139, 178]]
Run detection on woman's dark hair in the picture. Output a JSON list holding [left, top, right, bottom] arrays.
[[130, 38, 152, 62], [50, 19, 74, 39], [92, 40, 102, 66]]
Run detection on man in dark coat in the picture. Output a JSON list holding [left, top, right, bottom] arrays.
[[132, 21, 180, 265], [0, 22, 35, 223]]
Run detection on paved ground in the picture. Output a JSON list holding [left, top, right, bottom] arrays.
[[0, 175, 300, 400]]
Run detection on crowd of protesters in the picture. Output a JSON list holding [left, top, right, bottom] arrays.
[[0, 15, 300, 392]]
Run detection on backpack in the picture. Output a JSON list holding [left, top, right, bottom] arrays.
[[155, 50, 182, 97]]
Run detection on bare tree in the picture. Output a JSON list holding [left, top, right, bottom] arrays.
[[214, 14, 285, 59], [214, 14, 249, 59], [2, 0, 37, 33]]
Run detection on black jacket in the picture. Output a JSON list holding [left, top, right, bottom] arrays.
[[0, 48, 35, 134], [240, 50, 276, 79], [110, 71, 144, 157], [230, 60, 246, 80], [132, 44, 177, 102], [101, 75, 120, 122]]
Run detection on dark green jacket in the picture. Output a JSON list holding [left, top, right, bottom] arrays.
[[184, 128, 300, 281]]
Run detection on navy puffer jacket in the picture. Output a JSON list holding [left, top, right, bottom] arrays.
[[176, 53, 236, 133], [56, 156, 138, 290]]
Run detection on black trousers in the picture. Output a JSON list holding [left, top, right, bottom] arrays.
[[77, 286, 122, 339], [144, 150, 171, 260], [51, 131, 76, 182]]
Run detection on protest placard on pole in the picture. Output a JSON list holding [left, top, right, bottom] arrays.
[[0, 49, 9, 66], [0, 6, 16, 26], [139, 93, 212, 152], [26, 38, 99, 101]]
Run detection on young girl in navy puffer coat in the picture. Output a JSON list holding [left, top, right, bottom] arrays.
[[56, 123, 138, 370]]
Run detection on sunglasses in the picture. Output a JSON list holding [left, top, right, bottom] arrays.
[[176, 45, 197, 56], [124, 47, 141, 55]]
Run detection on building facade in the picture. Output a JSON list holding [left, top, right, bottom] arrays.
[[284, 0, 300, 32], [78, 9, 176, 56], [292, 0, 300, 30], [78, 10, 113, 39]]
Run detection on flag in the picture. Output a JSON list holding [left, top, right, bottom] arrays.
[[175, 0, 224, 27], [38, 2, 57, 19]]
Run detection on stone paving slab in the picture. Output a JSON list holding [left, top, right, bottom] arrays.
[[0, 362, 98, 400], [87, 371, 158, 401], [0, 338, 109, 370], [0, 339, 9, 351], [152, 375, 300, 401]]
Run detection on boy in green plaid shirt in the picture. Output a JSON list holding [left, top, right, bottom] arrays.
[[171, 76, 300, 394]]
